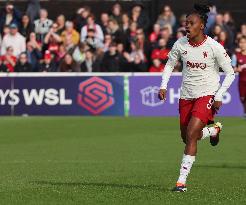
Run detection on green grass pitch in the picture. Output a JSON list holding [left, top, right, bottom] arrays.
[[0, 117, 245, 204]]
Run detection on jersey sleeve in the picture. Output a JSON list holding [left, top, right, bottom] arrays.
[[213, 42, 235, 101], [160, 41, 181, 89], [167, 40, 181, 66], [214, 42, 231, 67]]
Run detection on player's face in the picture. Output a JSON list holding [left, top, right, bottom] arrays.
[[185, 14, 204, 39]]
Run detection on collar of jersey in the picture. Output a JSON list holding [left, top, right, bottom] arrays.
[[188, 35, 208, 47]]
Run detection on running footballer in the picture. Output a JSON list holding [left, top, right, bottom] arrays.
[[158, 4, 235, 192]]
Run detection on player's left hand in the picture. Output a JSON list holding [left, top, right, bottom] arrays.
[[213, 101, 222, 113]]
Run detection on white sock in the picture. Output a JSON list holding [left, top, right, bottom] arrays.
[[201, 127, 217, 140], [177, 154, 195, 185]]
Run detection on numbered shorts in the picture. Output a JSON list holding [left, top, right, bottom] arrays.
[[179, 95, 215, 126], [239, 81, 246, 100]]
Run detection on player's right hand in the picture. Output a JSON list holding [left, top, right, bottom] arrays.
[[158, 89, 167, 101]]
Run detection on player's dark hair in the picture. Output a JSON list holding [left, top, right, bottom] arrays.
[[192, 4, 210, 26]]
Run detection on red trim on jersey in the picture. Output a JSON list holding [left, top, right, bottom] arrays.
[[189, 35, 208, 47]]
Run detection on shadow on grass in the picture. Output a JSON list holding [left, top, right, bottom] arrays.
[[195, 164, 246, 170], [32, 181, 168, 192]]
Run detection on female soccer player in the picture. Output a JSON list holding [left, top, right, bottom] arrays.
[[234, 36, 246, 118], [158, 4, 235, 192]]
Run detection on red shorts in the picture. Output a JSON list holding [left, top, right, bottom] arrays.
[[239, 81, 246, 100], [179, 95, 216, 126]]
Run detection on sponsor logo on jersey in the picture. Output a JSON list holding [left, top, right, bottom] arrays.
[[182, 51, 187, 55], [187, 61, 207, 69]]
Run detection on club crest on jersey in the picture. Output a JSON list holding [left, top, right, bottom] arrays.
[[203, 51, 208, 58], [187, 61, 207, 70]]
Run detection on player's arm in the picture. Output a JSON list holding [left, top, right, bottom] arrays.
[[159, 41, 181, 100], [214, 44, 235, 110]]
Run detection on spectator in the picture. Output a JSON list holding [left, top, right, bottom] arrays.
[[44, 23, 62, 54], [116, 42, 129, 72], [234, 36, 246, 118], [34, 8, 53, 42], [176, 29, 186, 39], [206, 3, 217, 35], [223, 11, 236, 39], [212, 13, 233, 45], [0, 57, 8, 72], [56, 14, 66, 35], [124, 40, 146, 71], [19, 14, 34, 38], [135, 28, 151, 60], [120, 13, 131, 48], [100, 12, 110, 35], [81, 14, 104, 42], [56, 44, 67, 62], [28, 32, 42, 51], [61, 21, 80, 51], [1, 23, 26, 56], [72, 42, 87, 64], [2, 25, 10, 37], [240, 24, 246, 36], [26, 0, 40, 23], [176, 14, 186, 33], [15, 52, 32, 72], [149, 58, 164, 72], [75, 6, 91, 32], [110, 3, 123, 26], [59, 53, 80, 72], [81, 49, 101, 72], [128, 22, 138, 41], [149, 24, 161, 43], [211, 24, 223, 41], [103, 34, 113, 52], [151, 38, 170, 64], [101, 42, 121, 72], [26, 41, 42, 71], [131, 52, 147, 72], [159, 26, 175, 48], [156, 5, 176, 29], [120, 13, 130, 34], [0, 2, 21, 33], [130, 3, 149, 32], [38, 50, 57, 72], [0, 46, 17, 72], [107, 19, 123, 43], [84, 28, 103, 50], [218, 30, 233, 54]]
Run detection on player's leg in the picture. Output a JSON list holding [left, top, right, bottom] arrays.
[[173, 96, 220, 192], [180, 125, 187, 144], [173, 99, 193, 192], [240, 97, 246, 118], [239, 82, 246, 118], [179, 99, 193, 144], [172, 116, 204, 192]]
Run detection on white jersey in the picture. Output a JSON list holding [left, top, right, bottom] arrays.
[[160, 36, 235, 101]]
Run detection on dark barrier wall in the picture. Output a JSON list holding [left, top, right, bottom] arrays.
[[0, 0, 245, 29]]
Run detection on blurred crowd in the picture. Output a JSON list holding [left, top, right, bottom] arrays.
[[0, 1, 245, 73]]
